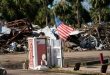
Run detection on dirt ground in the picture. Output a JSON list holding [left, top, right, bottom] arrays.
[[0, 51, 110, 67], [64, 50, 110, 66], [7, 70, 76, 75], [64, 50, 110, 58], [0, 50, 110, 75]]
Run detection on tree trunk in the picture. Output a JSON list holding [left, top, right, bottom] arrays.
[[76, 0, 81, 28], [46, 16, 48, 26], [98, 11, 101, 23], [45, 0, 48, 26], [98, 7, 101, 23]]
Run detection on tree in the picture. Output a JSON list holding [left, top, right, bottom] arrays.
[[89, 0, 110, 23], [0, 0, 54, 27], [54, 0, 76, 23], [53, 0, 91, 28]]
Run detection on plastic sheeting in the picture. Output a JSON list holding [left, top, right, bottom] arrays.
[[37, 26, 56, 40], [0, 26, 11, 36]]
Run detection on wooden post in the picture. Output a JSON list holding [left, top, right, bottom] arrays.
[[101, 64, 108, 73], [74, 63, 81, 71], [99, 53, 104, 64]]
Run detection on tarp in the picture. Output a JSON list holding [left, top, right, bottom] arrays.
[[0, 26, 11, 36], [37, 26, 56, 40]]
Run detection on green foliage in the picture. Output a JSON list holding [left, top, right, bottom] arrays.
[[90, 0, 110, 8], [0, 0, 54, 27], [0, 0, 110, 27], [53, 0, 91, 28], [89, 0, 110, 23]]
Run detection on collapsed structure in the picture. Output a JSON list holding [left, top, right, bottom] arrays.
[[0, 19, 33, 53], [0, 18, 110, 53], [65, 23, 110, 51]]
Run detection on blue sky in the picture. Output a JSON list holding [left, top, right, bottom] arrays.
[[53, 0, 61, 5], [81, 0, 92, 11]]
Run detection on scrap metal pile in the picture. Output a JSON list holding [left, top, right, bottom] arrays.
[[0, 19, 33, 53]]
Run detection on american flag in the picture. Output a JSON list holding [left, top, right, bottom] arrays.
[[55, 16, 74, 40]]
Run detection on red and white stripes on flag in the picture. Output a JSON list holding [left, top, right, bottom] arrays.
[[56, 22, 74, 40], [55, 16, 74, 40]]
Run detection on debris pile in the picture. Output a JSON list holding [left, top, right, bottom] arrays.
[[0, 19, 33, 53], [0, 19, 110, 53], [65, 23, 110, 51]]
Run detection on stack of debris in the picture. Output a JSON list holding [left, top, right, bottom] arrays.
[[0, 18, 33, 53], [65, 23, 110, 51]]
